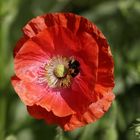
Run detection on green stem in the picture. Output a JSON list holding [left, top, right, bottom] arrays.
[[55, 126, 63, 140], [0, 94, 7, 140]]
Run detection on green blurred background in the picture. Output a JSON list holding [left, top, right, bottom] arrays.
[[0, 0, 140, 140]]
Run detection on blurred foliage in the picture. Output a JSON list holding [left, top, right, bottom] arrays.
[[0, 0, 140, 140]]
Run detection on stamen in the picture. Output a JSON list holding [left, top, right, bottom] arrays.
[[44, 56, 80, 88]]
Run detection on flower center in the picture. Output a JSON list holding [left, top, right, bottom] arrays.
[[45, 56, 80, 88], [54, 64, 67, 78]]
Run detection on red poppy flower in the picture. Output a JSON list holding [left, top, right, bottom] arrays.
[[11, 13, 115, 131]]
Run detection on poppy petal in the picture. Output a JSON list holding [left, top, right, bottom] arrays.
[[36, 87, 92, 117], [11, 76, 45, 105], [26, 84, 115, 131], [97, 41, 114, 87], [14, 37, 28, 57], [61, 85, 115, 131], [11, 76, 76, 116], [72, 32, 98, 99], [14, 37, 52, 82], [46, 26, 81, 56], [23, 16, 47, 38], [27, 105, 71, 125], [12, 76, 91, 117], [23, 13, 78, 38], [35, 89, 75, 117]]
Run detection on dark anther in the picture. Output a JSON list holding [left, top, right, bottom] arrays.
[[68, 60, 80, 69], [71, 68, 80, 77]]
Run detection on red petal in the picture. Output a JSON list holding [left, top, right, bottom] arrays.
[[72, 32, 98, 99], [14, 37, 51, 82], [11, 75, 75, 116], [97, 41, 114, 87], [14, 26, 81, 82], [26, 84, 115, 131], [22, 13, 101, 38], [27, 105, 71, 125], [11, 76, 46, 105], [27, 105, 47, 119], [21, 13, 107, 42], [62, 85, 115, 131], [12, 75, 92, 117], [23, 16, 47, 38], [45, 26, 81, 56], [36, 89, 75, 117], [63, 13, 81, 34], [75, 14, 114, 88], [23, 13, 78, 38], [36, 87, 92, 117], [14, 37, 28, 57], [11, 76, 76, 116]]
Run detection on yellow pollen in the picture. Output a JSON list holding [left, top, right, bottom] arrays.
[[54, 64, 67, 78]]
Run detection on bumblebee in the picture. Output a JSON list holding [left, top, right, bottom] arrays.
[[68, 59, 80, 77]]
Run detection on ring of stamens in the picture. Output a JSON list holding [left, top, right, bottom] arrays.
[[45, 56, 80, 88]]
